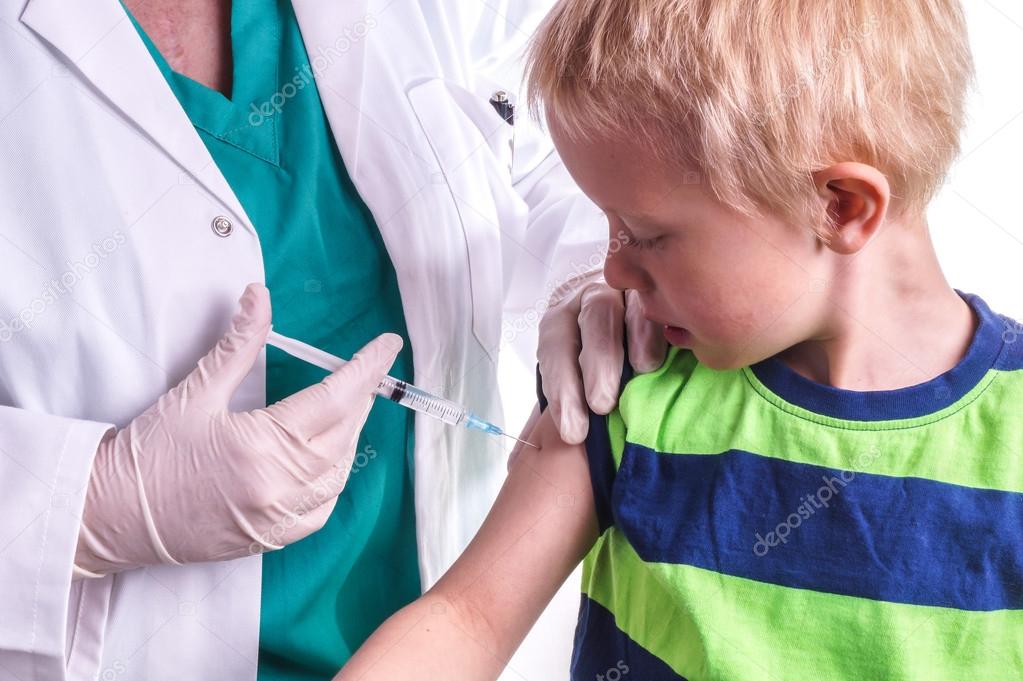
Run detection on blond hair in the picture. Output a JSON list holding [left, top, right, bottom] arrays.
[[526, 0, 975, 229]]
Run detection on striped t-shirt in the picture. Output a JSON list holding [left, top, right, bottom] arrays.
[[568, 293, 1023, 680]]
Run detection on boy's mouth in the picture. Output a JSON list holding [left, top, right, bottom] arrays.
[[663, 325, 691, 347], [644, 309, 692, 347]]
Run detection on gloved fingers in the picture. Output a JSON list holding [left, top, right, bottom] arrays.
[[307, 391, 375, 474], [292, 498, 338, 540], [578, 284, 626, 415], [625, 289, 668, 372], [320, 333, 403, 400], [537, 287, 589, 445], [267, 333, 402, 440], [547, 268, 604, 308], [281, 481, 342, 539], [245, 496, 339, 557], [184, 283, 272, 407]]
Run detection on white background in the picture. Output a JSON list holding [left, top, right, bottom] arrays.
[[497, 2, 1023, 678]]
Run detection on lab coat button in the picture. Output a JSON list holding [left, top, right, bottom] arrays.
[[211, 216, 233, 237]]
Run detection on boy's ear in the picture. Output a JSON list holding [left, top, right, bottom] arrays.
[[813, 162, 890, 255]]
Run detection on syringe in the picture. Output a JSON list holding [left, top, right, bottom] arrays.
[[266, 330, 538, 449]]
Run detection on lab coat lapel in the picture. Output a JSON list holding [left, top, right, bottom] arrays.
[[19, 0, 256, 236]]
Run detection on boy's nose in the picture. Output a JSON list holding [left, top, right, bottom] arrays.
[[604, 245, 650, 294]]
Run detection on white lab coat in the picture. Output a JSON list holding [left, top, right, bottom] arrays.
[[0, 0, 605, 678]]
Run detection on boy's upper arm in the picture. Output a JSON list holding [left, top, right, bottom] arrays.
[[427, 409, 599, 659]]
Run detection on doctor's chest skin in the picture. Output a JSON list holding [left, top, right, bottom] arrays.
[[120, 0, 234, 96]]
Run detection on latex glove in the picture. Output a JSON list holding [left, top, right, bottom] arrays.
[[537, 270, 666, 444], [75, 284, 402, 576]]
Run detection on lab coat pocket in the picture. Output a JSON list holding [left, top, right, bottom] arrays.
[[406, 77, 517, 362]]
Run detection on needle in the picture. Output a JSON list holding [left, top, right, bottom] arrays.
[[505, 433, 540, 449]]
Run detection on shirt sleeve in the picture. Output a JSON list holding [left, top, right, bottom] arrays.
[[536, 358, 635, 535]]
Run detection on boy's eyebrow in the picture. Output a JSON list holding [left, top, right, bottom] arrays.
[[598, 192, 681, 223], [601, 205, 654, 222]]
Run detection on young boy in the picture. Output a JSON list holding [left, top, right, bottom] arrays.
[[337, 1, 1022, 678]]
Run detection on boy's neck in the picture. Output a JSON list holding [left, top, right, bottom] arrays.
[[777, 218, 977, 392]]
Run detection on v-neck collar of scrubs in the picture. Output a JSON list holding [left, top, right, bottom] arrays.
[[124, 0, 283, 165]]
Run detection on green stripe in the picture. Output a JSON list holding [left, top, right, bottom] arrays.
[[582, 533, 1023, 681], [616, 348, 1023, 493]]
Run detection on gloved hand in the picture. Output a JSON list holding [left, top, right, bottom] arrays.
[[74, 284, 402, 576], [537, 270, 666, 445]]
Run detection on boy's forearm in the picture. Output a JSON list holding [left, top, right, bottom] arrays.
[[337, 411, 598, 680], [335, 593, 507, 681], [337, 584, 519, 674]]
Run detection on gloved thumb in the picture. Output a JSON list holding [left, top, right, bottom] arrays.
[[323, 332, 404, 398], [306, 333, 404, 467], [183, 283, 272, 407]]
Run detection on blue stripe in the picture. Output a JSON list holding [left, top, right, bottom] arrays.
[[572, 595, 687, 681], [749, 293, 1006, 420], [613, 444, 1023, 611], [584, 410, 617, 534]]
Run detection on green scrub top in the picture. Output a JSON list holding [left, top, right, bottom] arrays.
[[124, 2, 422, 678]]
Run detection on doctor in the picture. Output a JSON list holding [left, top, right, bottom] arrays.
[[0, 0, 664, 679]]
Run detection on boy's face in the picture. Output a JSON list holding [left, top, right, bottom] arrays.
[[551, 123, 830, 370]]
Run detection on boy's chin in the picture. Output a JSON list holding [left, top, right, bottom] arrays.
[[665, 327, 763, 371], [690, 344, 755, 372]]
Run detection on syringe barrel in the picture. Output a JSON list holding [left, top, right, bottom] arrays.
[[377, 376, 466, 427], [266, 330, 471, 428]]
